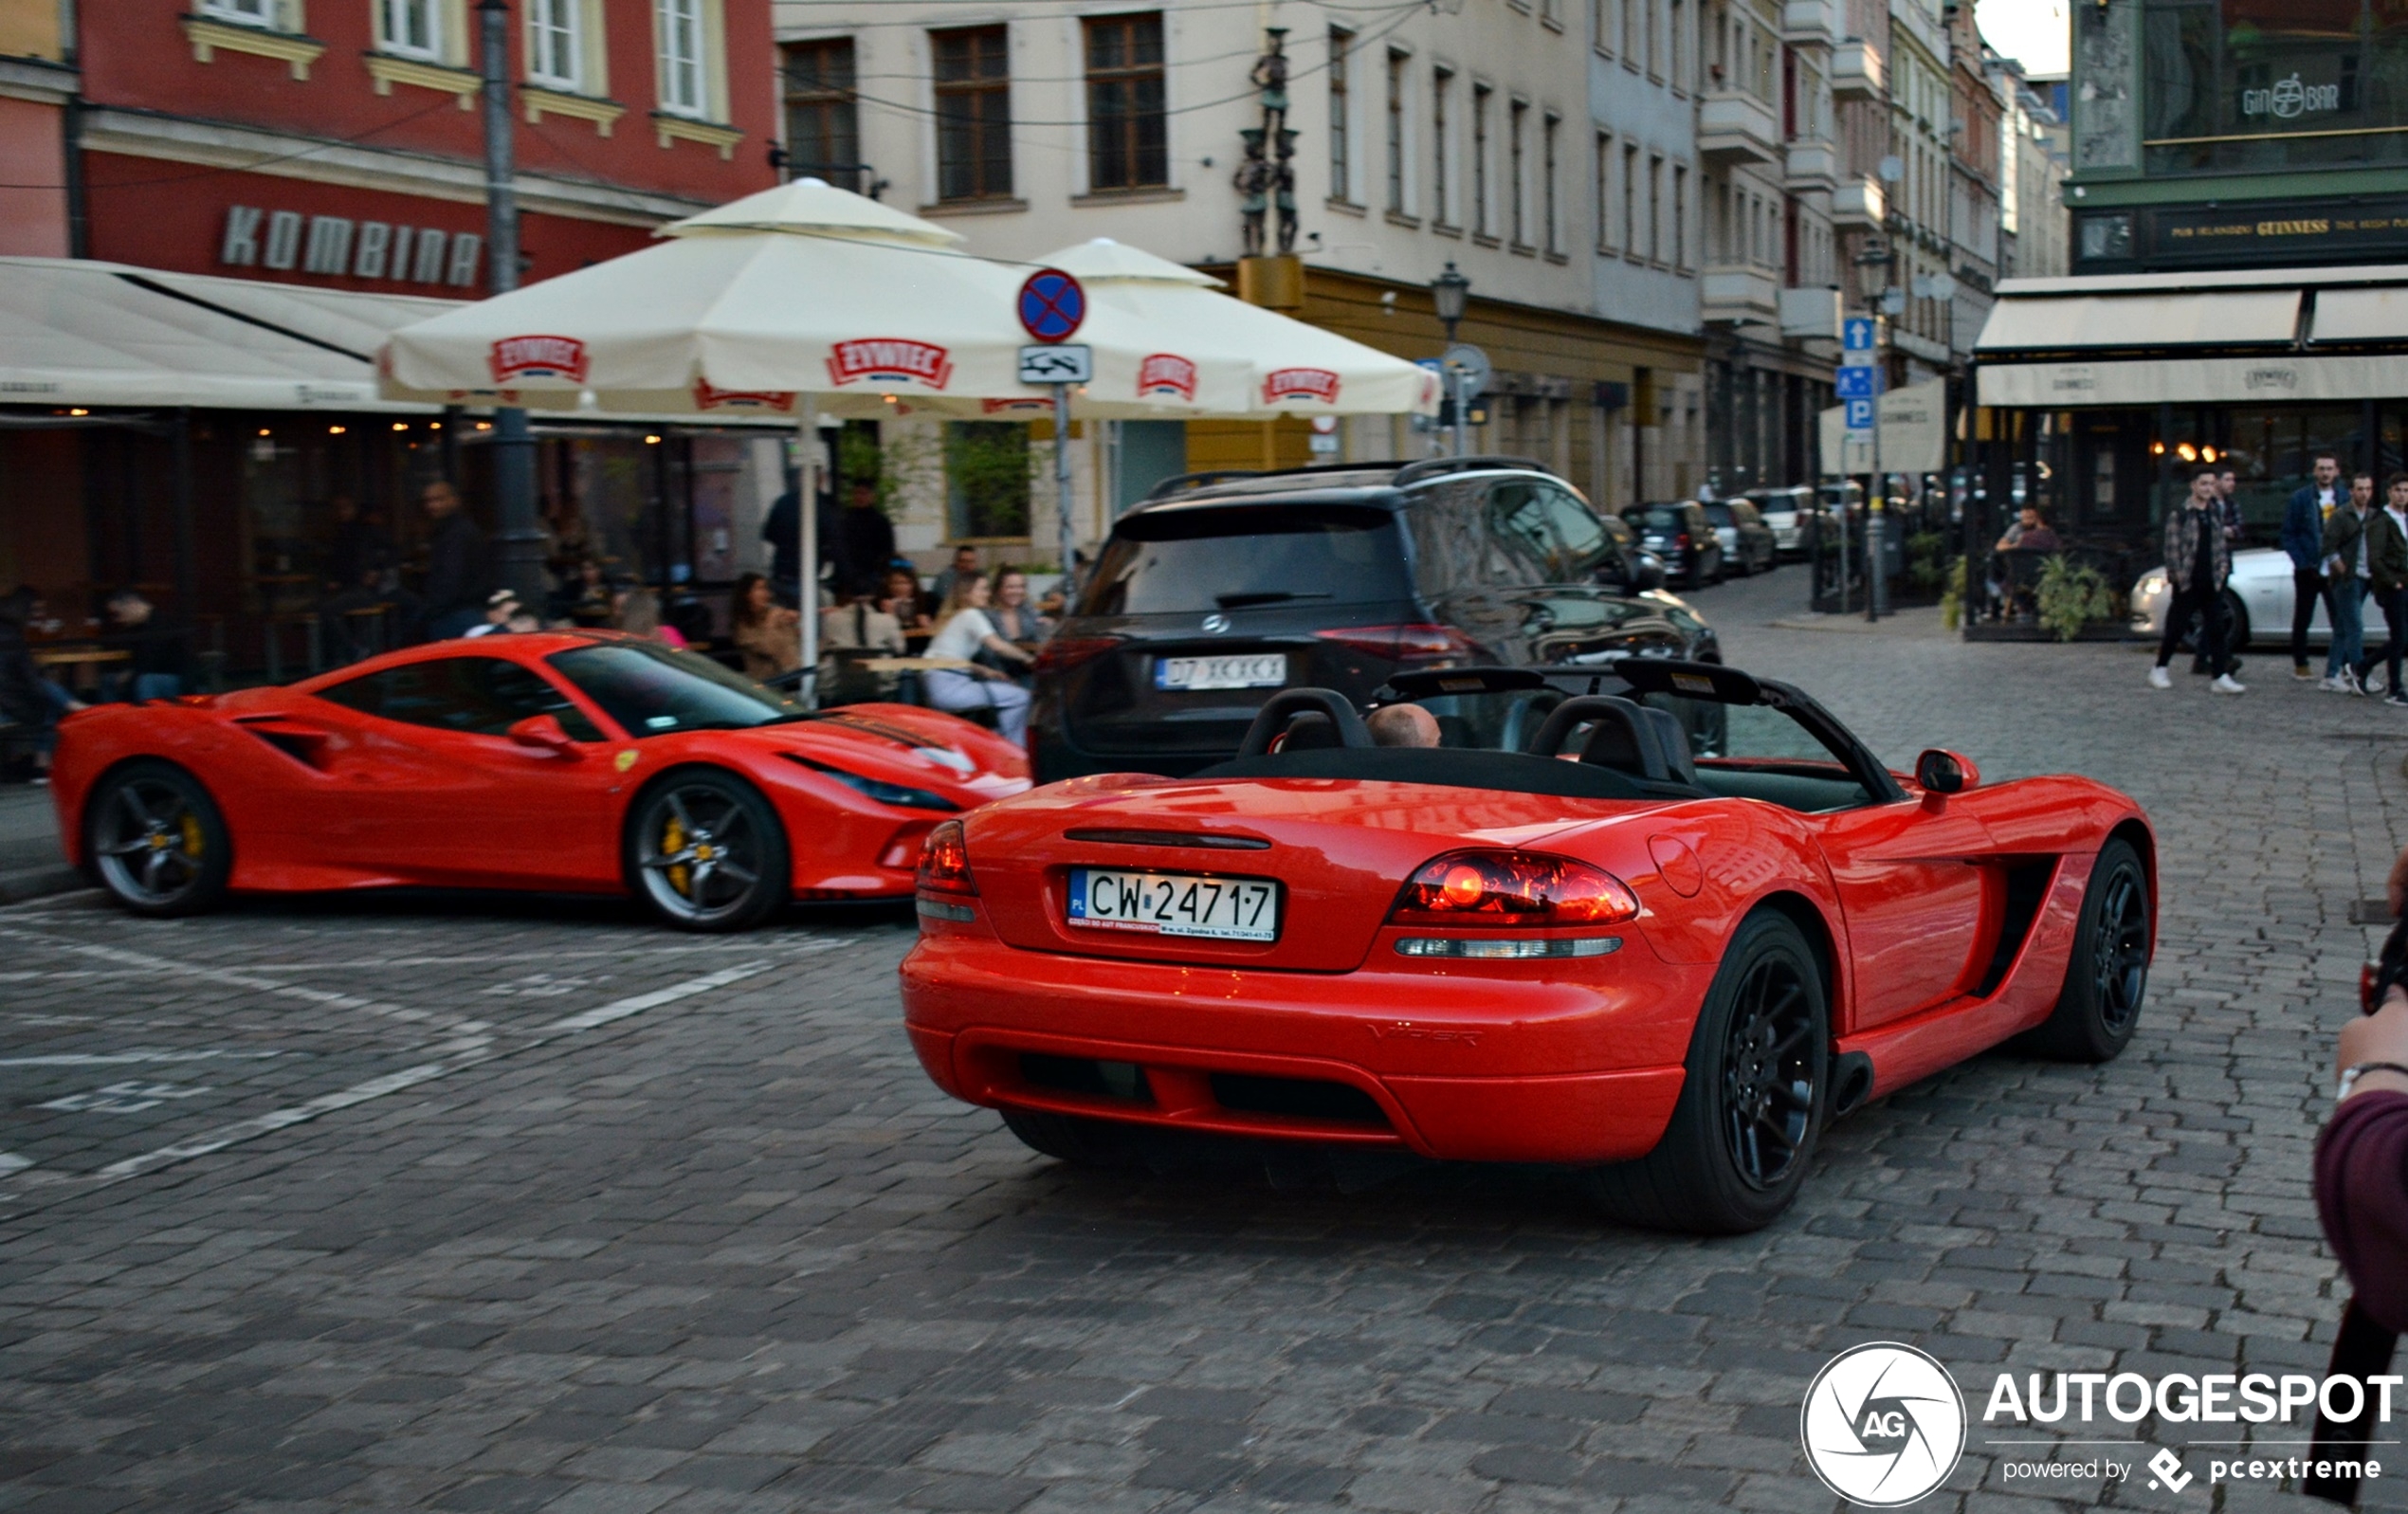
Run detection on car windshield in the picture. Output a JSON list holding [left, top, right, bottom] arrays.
[[1633, 507, 1686, 531], [547, 641, 806, 736], [1702, 503, 1735, 526], [1077, 503, 1411, 616]]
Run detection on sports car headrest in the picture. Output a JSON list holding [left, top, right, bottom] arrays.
[[1269, 712, 1343, 752], [1640, 707, 1699, 785]]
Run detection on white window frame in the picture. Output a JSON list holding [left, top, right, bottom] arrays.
[[377, 0, 443, 62], [526, 0, 581, 92], [199, 0, 279, 27], [657, 0, 708, 118]]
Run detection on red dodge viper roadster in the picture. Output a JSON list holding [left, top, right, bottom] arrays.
[[53, 632, 1027, 931], [900, 660, 2154, 1232]]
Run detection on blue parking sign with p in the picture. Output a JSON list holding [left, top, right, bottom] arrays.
[[1842, 318, 1875, 351], [1844, 398, 1876, 429]]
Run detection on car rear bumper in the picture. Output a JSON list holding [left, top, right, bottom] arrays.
[[900, 931, 1693, 1164]]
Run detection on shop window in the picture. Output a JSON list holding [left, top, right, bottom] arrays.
[[934, 25, 1012, 201], [1085, 13, 1166, 192], [944, 423, 1031, 541], [783, 38, 860, 190], [2143, 0, 2408, 174]]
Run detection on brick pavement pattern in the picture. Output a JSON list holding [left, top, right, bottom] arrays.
[[2, 575, 2402, 1513]]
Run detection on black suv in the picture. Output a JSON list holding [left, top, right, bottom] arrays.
[[1029, 457, 1718, 780]]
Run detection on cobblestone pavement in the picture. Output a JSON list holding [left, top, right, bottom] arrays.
[[4, 573, 2403, 1514]]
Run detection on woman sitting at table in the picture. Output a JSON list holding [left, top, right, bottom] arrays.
[[988, 568, 1053, 650], [922, 573, 1035, 740], [818, 577, 906, 702], [885, 568, 937, 641], [728, 572, 802, 683]]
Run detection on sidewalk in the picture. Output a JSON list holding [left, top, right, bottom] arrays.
[[0, 783, 78, 903]]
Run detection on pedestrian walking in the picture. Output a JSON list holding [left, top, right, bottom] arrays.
[[2357, 474, 2408, 706], [2151, 465, 2244, 694], [2323, 472, 2374, 694], [417, 480, 493, 641], [2287, 451, 2344, 680]]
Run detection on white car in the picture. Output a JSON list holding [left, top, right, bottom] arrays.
[[1748, 486, 1813, 556], [2129, 546, 2332, 648]]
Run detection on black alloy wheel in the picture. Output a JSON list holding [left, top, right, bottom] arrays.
[[1589, 909, 1828, 1233], [626, 770, 790, 932], [85, 760, 231, 917], [2021, 838, 2150, 1062]]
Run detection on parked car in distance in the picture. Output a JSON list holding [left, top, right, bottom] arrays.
[[1027, 457, 1719, 782], [1747, 486, 1813, 558], [1623, 502, 1725, 589], [1702, 499, 1779, 576], [2130, 545, 2330, 649], [1594, 511, 1669, 595]]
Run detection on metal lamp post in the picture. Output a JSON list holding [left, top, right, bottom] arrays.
[[478, 0, 543, 612], [1853, 239, 1898, 624], [1432, 263, 1470, 458]]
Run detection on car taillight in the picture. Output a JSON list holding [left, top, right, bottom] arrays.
[[1387, 850, 1639, 927], [1031, 635, 1123, 674], [1314, 624, 1473, 662], [916, 820, 977, 896], [1674, 532, 1690, 549]]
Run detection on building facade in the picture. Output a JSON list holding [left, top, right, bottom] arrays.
[[772, 0, 1711, 567]]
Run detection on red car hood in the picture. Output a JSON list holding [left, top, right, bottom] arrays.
[[963, 774, 1667, 972], [717, 704, 1031, 807]]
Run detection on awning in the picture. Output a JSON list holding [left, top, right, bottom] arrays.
[[1979, 354, 2401, 407], [2310, 286, 2408, 344], [1973, 290, 2301, 353]]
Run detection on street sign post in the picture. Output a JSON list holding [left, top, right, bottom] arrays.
[[1844, 397, 1875, 429], [1441, 342, 1490, 458], [1017, 269, 1088, 593], [1842, 317, 1875, 353], [1834, 367, 1881, 400]]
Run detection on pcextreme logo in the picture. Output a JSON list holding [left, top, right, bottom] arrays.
[[1801, 1343, 1967, 1505]]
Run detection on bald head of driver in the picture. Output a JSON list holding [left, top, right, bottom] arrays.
[[1367, 703, 1442, 748]]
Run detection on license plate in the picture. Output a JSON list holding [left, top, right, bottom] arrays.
[[1066, 868, 1281, 942], [1155, 653, 1286, 691]]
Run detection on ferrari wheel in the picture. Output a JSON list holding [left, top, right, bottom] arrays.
[[1589, 910, 1827, 1234], [999, 1109, 1147, 1172], [626, 770, 790, 933], [2022, 839, 2149, 1063], [85, 760, 230, 918]]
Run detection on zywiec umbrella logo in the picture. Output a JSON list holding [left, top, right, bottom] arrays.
[[825, 339, 954, 391], [1139, 353, 1197, 401], [690, 380, 796, 413], [1263, 367, 1341, 405], [487, 335, 589, 385], [1801, 1343, 1967, 1506]]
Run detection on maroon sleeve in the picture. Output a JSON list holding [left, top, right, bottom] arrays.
[[2316, 1090, 2408, 1335]]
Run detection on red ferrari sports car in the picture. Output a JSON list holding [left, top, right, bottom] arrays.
[[901, 660, 2154, 1232], [53, 631, 1028, 931]]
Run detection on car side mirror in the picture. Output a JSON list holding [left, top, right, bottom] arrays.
[[507, 714, 581, 758], [1915, 748, 1977, 794]]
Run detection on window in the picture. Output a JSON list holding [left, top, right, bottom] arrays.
[[1508, 100, 1528, 246], [656, 0, 706, 117], [1432, 65, 1453, 226], [782, 39, 860, 190], [201, 0, 279, 27], [1471, 83, 1492, 237], [934, 25, 1012, 201], [1671, 162, 1687, 268], [316, 657, 604, 741], [1542, 112, 1560, 254], [2142, 0, 2408, 174], [377, 0, 440, 60], [548, 644, 804, 737], [1594, 0, 1616, 55], [1386, 49, 1408, 212], [945, 423, 1031, 539], [526, 0, 579, 91], [1595, 131, 1614, 250], [1329, 27, 1353, 202], [1085, 13, 1166, 192], [1622, 142, 1639, 260], [1669, 0, 1685, 88], [1647, 152, 1663, 262]]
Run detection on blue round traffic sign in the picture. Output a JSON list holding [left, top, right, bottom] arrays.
[[1017, 268, 1085, 342]]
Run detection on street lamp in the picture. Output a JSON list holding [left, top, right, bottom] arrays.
[[1852, 238, 1898, 623], [1432, 263, 1470, 456]]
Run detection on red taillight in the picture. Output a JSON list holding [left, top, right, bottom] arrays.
[[1674, 532, 1690, 549], [1313, 624, 1473, 662], [1387, 850, 1639, 927], [1031, 635, 1123, 675], [916, 820, 977, 896]]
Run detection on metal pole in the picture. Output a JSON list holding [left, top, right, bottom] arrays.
[[1452, 371, 1469, 460], [479, 0, 543, 611], [798, 403, 819, 704], [1054, 382, 1076, 604]]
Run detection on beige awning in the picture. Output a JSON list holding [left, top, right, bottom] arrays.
[[1973, 290, 2301, 353], [2310, 286, 2408, 344], [1978, 354, 2403, 407]]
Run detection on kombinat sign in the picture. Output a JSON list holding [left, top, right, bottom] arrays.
[[218, 203, 483, 289]]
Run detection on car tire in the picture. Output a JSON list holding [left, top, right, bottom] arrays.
[[1000, 1108, 1148, 1171], [624, 768, 790, 932], [1587, 910, 1828, 1234], [83, 759, 232, 918], [2019, 838, 2149, 1063]]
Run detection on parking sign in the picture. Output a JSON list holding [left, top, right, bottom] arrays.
[[1834, 367, 1881, 399], [1844, 398, 1876, 429]]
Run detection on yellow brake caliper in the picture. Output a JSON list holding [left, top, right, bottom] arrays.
[[178, 812, 204, 858], [663, 815, 691, 897]]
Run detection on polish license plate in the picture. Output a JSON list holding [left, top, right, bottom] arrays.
[[1155, 653, 1287, 691], [1066, 868, 1281, 942]]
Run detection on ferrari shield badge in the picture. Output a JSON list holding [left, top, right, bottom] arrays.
[[614, 750, 639, 773]]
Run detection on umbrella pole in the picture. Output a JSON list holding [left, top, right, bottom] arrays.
[[798, 402, 819, 705], [1053, 382, 1075, 606]]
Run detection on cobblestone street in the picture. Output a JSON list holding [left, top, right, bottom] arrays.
[[4, 573, 2402, 1513]]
